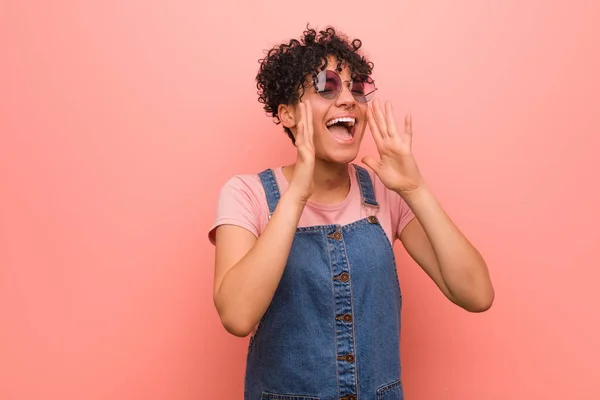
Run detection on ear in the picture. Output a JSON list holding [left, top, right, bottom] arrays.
[[278, 104, 297, 129]]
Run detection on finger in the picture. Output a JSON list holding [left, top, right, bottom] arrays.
[[405, 112, 412, 138], [385, 101, 399, 137], [373, 98, 389, 137], [361, 156, 380, 174], [305, 100, 314, 147], [367, 103, 384, 146], [295, 103, 305, 146]]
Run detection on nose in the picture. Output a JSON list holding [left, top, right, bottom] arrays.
[[335, 80, 356, 109]]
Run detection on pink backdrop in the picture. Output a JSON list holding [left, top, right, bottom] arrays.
[[1, 1, 599, 399]]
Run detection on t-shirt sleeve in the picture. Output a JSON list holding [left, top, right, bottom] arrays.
[[207, 175, 267, 245], [389, 189, 416, 239], [396, 195, 416, 237]]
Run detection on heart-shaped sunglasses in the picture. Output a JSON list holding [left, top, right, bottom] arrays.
[[312, 70, 377, 103]]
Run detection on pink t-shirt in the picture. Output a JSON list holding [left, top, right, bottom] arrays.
[[208, 164, 415, 245]]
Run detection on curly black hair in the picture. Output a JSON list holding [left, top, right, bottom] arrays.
[[256, 25, 374, 143]]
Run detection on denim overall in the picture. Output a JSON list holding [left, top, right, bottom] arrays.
[[246, 164, 404, 400]]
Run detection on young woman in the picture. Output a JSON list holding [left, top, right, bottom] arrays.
[[209, 26, 494, 400]]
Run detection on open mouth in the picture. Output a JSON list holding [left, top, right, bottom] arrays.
[[325, 117, 356, 142]]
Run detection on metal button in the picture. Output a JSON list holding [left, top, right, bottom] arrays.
[[338, 353, 355, 363], [337, 272, 350, 282], [340, 354, 355, 363], [336, 314, 353, 322], [332, 231, 342, 240], [367, 215, 378, 224]]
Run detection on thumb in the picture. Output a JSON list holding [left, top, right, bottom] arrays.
[[361, 156, 380, 174]]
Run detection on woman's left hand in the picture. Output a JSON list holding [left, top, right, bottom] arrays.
[[362, 98, 424, 195]]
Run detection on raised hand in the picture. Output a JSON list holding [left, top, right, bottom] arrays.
[[362, 98, 424, 195], [288, 100, 315, 203]]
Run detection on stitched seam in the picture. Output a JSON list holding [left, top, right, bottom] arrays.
[[258, 169, 281, 216], [372, 221, 402, 305], [353, 164, 368, 205], [353, 164, 378, 206], [340, 234, 359, 399], [363, 165, 379, 206], [376, 378, 403, 398], [293, 216, 375, 233], [262, 392, 320, 400], [325, 228, 341, 399]]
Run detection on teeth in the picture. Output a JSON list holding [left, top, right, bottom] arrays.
[[326, 117, 356, 127]]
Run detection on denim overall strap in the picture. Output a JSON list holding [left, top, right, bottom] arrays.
[[258, 169, 281, 219], [353, 164, 379, 209]]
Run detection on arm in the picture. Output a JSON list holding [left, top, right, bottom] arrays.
[[362, 98, 494, 312], [214, 191, 305, 337], [213, 100, 316, 337], [398, 186, 494, 312]]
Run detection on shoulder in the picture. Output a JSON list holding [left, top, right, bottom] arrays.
[[215, 168, 277, 214], [208, 169, 274, 244], [219, 172, 263, 195]]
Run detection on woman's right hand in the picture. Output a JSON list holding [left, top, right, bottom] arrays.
[[288, 100, 315, 203], [213, 101, 315, 337]]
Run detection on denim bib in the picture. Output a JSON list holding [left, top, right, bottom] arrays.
[[245, 164, 404, 400]]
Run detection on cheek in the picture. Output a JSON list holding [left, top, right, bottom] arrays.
[[357, 107, 367, 123], [312, 124, 329, 146], [356, 122, 368, 137]]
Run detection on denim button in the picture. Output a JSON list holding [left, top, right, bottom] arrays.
[[367, 215, 378, 224], [332, 231, 342, 240]]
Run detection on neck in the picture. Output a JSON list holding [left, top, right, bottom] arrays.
[[314, 158, 350, 191], [283, 159, 351, 204]]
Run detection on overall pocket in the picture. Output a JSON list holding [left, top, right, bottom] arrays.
[[376, 379, 404, 400], [261, 392, 320, 400]]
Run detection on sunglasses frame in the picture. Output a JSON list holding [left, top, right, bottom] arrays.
[[312, 69, 378, 103]]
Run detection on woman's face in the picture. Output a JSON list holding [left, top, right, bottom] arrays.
[[287, 58, 374, 165]]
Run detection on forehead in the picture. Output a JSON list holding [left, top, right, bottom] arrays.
[[300, 56, 358, 88], [323, 57, 353, 80]]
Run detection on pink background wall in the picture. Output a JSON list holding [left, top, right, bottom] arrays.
[[1, 1, 599, 399]]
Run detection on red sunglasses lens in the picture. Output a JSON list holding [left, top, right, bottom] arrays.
[[351, 75, 376, 102], [314, 70, 376, 102], [314, 70, 341, 100]]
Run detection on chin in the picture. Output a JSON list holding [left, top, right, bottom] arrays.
[[322, 147, 361, 165]]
